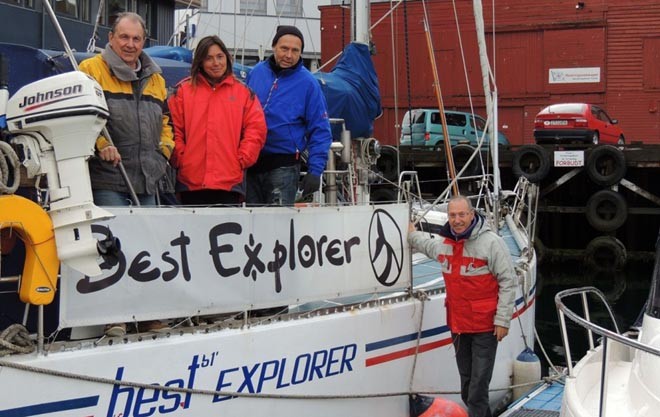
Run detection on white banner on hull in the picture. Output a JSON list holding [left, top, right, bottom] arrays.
[[59, 204, 410, 327]]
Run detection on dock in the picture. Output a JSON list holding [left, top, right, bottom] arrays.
[[376, 143, 660, 267], [498, 379, 564, 417]]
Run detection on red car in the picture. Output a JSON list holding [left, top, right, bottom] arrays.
[[533, 103, 625, 145]]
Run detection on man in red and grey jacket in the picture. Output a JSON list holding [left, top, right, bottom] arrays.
[[408, 195, 516, 417]]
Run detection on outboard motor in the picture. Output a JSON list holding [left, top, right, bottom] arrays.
[[5, 71, 114, 276]]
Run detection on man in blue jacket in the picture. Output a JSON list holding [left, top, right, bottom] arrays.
[[246, 25, 332, 205]]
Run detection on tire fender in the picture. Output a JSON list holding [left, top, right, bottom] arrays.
[[512, 144, 551, 183], [584, 235, 627, 271], [586, 145, 626, 186], [451, 144, 480, 176], [585, 189, 628, 232]]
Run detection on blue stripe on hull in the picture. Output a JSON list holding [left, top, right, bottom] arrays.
[[0, 396, 99, 417]]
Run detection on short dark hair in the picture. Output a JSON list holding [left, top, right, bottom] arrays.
[[110, 12, 147, 39], [191, 36, 233, 85]]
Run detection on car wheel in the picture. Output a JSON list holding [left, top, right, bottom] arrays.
[[591, 131, 600, 145], [617, 135, 625, 145]]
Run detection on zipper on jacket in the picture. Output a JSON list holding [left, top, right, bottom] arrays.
[[263, 77, 279, 111]]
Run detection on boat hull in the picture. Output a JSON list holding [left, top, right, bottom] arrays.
[[0, 284, 536, 417]]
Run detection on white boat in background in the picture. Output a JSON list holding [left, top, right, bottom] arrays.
[[0, 1, 537, 416], [555, 233, 660, 417]]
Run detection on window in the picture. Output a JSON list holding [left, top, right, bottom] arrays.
[[0, 0, 33, 6], [240, 0, 266, 15], [55, 0, 77, 16], [474, 116, 487, 131], [54, 0, 89, 20], [137, 1, 153, 38], [445, 113, 467, 127], [107, 0, 128, 26], [275, 0, 302, 17]]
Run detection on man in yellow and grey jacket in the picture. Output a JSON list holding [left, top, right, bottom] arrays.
[[79, 12, 173, 206]]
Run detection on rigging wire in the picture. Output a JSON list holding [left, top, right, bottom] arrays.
[[317, 1, 404, 72], [420, 0, 458, 196], [390, 0, 399, 146], [400, 0, 412, 185]]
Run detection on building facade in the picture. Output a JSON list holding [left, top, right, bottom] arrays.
[[0, 0, 195, 52], [179, 0, 328, 68], [321, 0, 660, 146]]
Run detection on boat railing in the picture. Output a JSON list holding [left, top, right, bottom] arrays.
[[555, 286, 660, 417]]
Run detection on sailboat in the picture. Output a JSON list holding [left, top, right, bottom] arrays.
[[0, 1, 536, 416]]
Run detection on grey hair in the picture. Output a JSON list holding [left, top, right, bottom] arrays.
[[448, 195, 474, 211], [110, 12, 147, 39]]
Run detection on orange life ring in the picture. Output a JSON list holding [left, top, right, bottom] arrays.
[[0, 195, 59, 305]]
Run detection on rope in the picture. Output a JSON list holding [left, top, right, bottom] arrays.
[[408, 289, 429, 392], [0, 324, 35, 356], [86, 0, 105, 53], [0, 141, 20, 195], [0, 341, 549, 399]]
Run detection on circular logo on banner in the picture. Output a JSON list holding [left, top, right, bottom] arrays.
[[368, 209, 404, 286]]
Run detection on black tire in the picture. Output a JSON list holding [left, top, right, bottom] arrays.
[[584, 236, 627, 271], [591, 131, 600, 145], [370, 187, 399, 204], [451, 144, 480, 177], [585, 189, 628, 232], [376, 146, 399, 182], [586, 145, 626, 186], [512, 144, 551, 183]]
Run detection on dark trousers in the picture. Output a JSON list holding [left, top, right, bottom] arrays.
[[452, 332, 498, 417]]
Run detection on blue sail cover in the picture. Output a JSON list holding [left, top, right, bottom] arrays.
[[0, 42, 381, 138], [316, 42, 382, 139]]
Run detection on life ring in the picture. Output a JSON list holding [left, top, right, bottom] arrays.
[[0, 195, 59, 305], [586, 145, 626, 186], [451, 144, 480, 177], [512, 144, 550, 183], [584, 236, 627, 271], [585, 190, 628, 232]]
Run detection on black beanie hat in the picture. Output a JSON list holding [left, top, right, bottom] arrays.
[[272, 25, 304, 52]]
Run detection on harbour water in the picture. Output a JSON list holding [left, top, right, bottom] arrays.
[[534, 258, 654, 372]]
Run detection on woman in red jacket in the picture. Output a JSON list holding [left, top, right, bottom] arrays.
[[169, 36, 267, 205]]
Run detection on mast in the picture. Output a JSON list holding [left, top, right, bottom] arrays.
[[352, 0, 370, 45], [472, 0, 501, 222]]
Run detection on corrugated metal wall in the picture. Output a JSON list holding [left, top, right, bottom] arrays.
[[606, 3, 660, 143], [320, 0, 660, 146]]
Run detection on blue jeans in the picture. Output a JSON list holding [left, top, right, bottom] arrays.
[[452, 332, 498, 417], [246, 165, 300, 206], [93, 189, 156, 207]]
